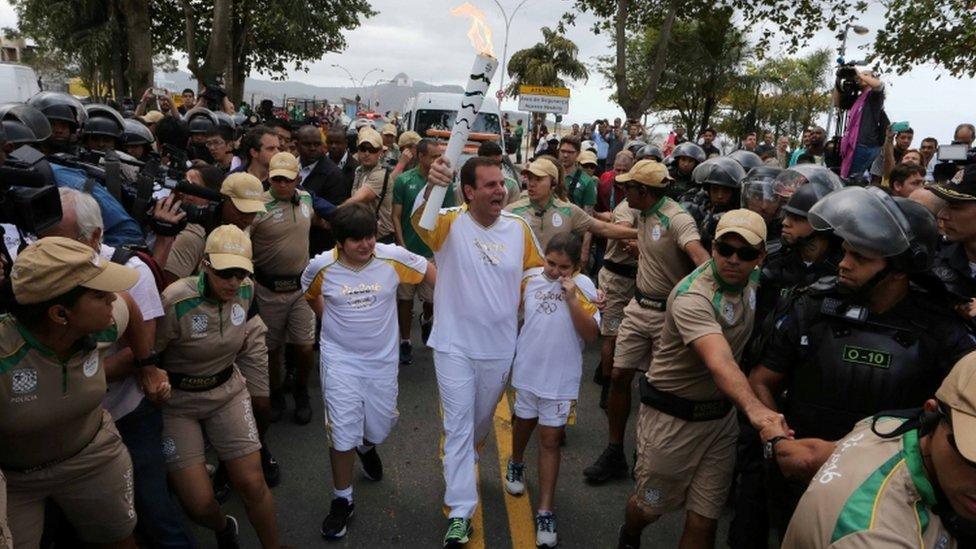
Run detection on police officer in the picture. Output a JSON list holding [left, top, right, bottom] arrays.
[[686, 156, 747, 250], [0, 237, 156, 548], [156, 225, 280, 548], [0, 103, 51, 151], [748, 186, 976, 537], [783, 352, 976, 547], [347, 128, 396, 244], [27, 91, 87, 154], [618, 210, 784, 549], [80, 104, 126, 153], [740, 165, 788, 253], [120, 119, 155, 162], [584, 160, 709, 484], [728, 149, 764, 173], [931, 165, 976, 316], [667, 142, 706, 201], [185, 107, 221, 163]]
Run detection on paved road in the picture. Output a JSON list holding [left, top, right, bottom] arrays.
[[189, 327, 732, 548]]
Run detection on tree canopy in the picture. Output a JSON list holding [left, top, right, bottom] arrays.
[[505, 27, 588, 98]]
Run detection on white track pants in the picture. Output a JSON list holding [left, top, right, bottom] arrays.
[[434, 350, 512, 519]]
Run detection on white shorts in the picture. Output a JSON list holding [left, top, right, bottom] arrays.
[[513, 390, 576, 427], [321, 368, 399, 452]]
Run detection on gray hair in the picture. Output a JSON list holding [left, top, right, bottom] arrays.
[[58, 187, 104, 241]]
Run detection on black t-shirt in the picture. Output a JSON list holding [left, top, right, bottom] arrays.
[[702, 144, 721, 158], [856, 86, 886, 147]]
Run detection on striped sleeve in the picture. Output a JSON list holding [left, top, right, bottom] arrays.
[[574, 273, 600, 320], [411, 204, 463, 253], [302, 249, 337, 300], [512, 214, 545, 270], [376, 243, 427, 285]]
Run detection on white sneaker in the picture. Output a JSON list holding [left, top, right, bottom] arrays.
[[504, 459, 525, 496], [536, 512, 557, 547]]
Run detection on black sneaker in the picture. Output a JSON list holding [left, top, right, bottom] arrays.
[[443, 517, 472, 548], [215, 515, 240, 549], [617, 525, 641, 549], [212, 462, 231, 504], [293, 390, 312, 425], [357, 446, 383, 481], [420, 313, 433, 345], [282, 367, 296, 393], [592, 363, 607, 385], [261, 446, 281, 488], [320, 497, 354, 540], [583, 446, 628, 484], [399, 340, 413, 365], [270, 390, 286, 423]]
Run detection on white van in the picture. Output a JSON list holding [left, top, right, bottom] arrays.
[[0, 64, 40, 104], [402, 92, 503, 147]]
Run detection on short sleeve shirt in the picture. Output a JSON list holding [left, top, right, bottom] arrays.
[[646, 261, 759, 401], [635, 196, 701, 298], [783, 418, 953, 548], [505, 196, 594, 251], [302, 243, 427, 377], [603, 200, 640, 266], [0, 298, 129, 469], [353, 164, 395, 238], [164, 223, 207, 279], [251, 189, 313, 276], [565, 169, 598, 209], [156, 274, 254, 378], [392, 167, 456, 257]]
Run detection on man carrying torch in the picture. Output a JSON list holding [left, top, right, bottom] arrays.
[[412, 8, 543, 546]]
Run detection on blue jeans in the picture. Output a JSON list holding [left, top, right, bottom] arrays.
[[849, 144, 880, 179], [116, 399, 197, 548]]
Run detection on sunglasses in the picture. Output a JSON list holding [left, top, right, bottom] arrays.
[[205, 261, 249, 280], [357, 145, 380, 154], [714, 241, 762, 261]]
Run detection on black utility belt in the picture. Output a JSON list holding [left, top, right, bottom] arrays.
[[603, 260, 637, 279], [255, 272, 302, 293], [168, 366, 233, 392], [639, 377, 732, 421], [634, 289, 667, 311], [2, 423, 101, 473]]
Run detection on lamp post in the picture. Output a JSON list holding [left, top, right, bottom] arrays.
[[331, 64, 384, 111], [825, 23, 869, 137], [491, 0, 532, 105]]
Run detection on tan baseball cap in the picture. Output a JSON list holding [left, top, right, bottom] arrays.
[[358, 127, 383, 149], [11, 237, 139, 304], [140, 110, 165, 124], [714, 208, 767, 246], [615, 159, 672, 188], [522, 158, 559, 181], [204, 224, 253, 273], [220, 173, 266, 214], [579, 150, 598, 167], [268, 151, 300, 180], [381, 123, 397, 136], [398, 130, 421, 149], [936, 351, 976, 462]]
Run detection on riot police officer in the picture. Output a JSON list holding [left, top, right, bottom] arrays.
[[931, 165, 976, 314], [667, 142, 705, 201], [185, 107, 221, 163], [81, 104, 126, 153], [120, 119, 156, 162], [747, 186, 976, 538], [686, 156, 746, 250], [0, 103, 51, 150], [728, 149, 763, 173], [27, 91, 87, 154], [740, 165, 788, 253]]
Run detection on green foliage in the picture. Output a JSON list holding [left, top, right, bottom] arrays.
[[874, 1, 976, 78], [505, 27, 588, 97]]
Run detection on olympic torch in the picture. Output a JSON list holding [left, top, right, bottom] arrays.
[[419, 2, 499, 230]]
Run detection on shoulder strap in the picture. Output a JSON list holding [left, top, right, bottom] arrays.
[[110, 246, 135, 265], [375, 168, 391, 216], [568, 170, 583, 201]]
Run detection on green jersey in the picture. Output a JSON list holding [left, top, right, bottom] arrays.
[[392, 167, 457, 257], [565, 168, 598, 208]]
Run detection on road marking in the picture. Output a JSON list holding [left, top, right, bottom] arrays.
[[494, 393, 536, 548]]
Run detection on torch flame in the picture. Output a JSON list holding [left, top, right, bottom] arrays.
[[451, 2, 495, 57]]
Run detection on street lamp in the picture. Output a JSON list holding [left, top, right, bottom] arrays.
[[330, 63, 384, 111], [491, 0, 532, 105]]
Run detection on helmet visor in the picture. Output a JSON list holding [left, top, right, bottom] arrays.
[[808, 186, 911, 257]]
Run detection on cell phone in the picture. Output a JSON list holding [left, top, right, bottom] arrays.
[[938, 143, 970, 162], [890, 121, 910, 133]]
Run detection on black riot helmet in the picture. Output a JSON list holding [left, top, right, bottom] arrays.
[[780, 166, 844, 218], [692, 156, 746, 189], [809, 186, 933, 273], [740, 165, 786, 209], [121, 119, 155, 146], [0, 103, 52, 142], [728, 149, 763, 172], [671, 142, 706, 164], [81, 104, 125, 139], [636, 144, 663, 162], [185, 107, 220, 135], [213, 111, 238, 141], [626, 140, 647, 156], [1, 120, 37, 146], [27, 91, 88, 130]]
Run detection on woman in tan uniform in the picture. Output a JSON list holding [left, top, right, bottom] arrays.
[[0, 237, 154, 549], [156, 224, 280, 548]]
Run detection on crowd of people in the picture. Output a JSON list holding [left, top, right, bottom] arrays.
[[0, 64, 974, 549]]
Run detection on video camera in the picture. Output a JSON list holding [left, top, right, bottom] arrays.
[[201, 76, 227, 112], [0, 150, 62, 235], [932, 143, 975, 183], [835, 59, 865, 111]]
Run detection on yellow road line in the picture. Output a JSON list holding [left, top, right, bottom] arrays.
[[494, 393, 536, 548]]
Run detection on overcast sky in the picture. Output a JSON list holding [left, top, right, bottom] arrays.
[[2, 0, 972, 142]]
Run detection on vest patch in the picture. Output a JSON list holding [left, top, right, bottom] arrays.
[[842, 345, 892, 369]]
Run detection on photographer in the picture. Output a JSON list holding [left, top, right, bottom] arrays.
[[835, 68, 886, 179], [134, 88, 181, 120]]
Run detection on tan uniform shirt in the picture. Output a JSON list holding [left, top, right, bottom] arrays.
[[504, 196, 594, 250], [156, 274, 254, 377], [646, 261, 759, 401], [251, 189, 313, 276], [353, 163, 394, 238], [604, 200, 640, 266], [635, 196, 700, 299], [0, 298, 129, 469], [783, 418, 955, 549], [164, 223, 207, 279]]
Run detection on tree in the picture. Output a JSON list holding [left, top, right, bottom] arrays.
[[151, 0, 376, 104], [504, 27, 588, 98]]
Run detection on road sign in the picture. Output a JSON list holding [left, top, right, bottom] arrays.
[[518, 85, 570, 115]]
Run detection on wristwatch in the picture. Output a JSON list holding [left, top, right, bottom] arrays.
[[134, 351, 160, 369], [763, 436, 789, 460]]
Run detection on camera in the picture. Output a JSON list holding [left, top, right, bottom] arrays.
[[1, 146, 63, 234], [201, 77, 227, 112], [932, 143, 975, 182], [835, 60, 864, 111]]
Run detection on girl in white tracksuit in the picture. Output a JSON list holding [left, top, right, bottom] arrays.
[[506, 232, 600, 548]]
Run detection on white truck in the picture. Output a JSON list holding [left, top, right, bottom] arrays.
[[0, 64, 40, 104]]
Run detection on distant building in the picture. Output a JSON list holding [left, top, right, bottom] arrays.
[[393, 73, 412, 87], [0, 37, 33, 63]]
